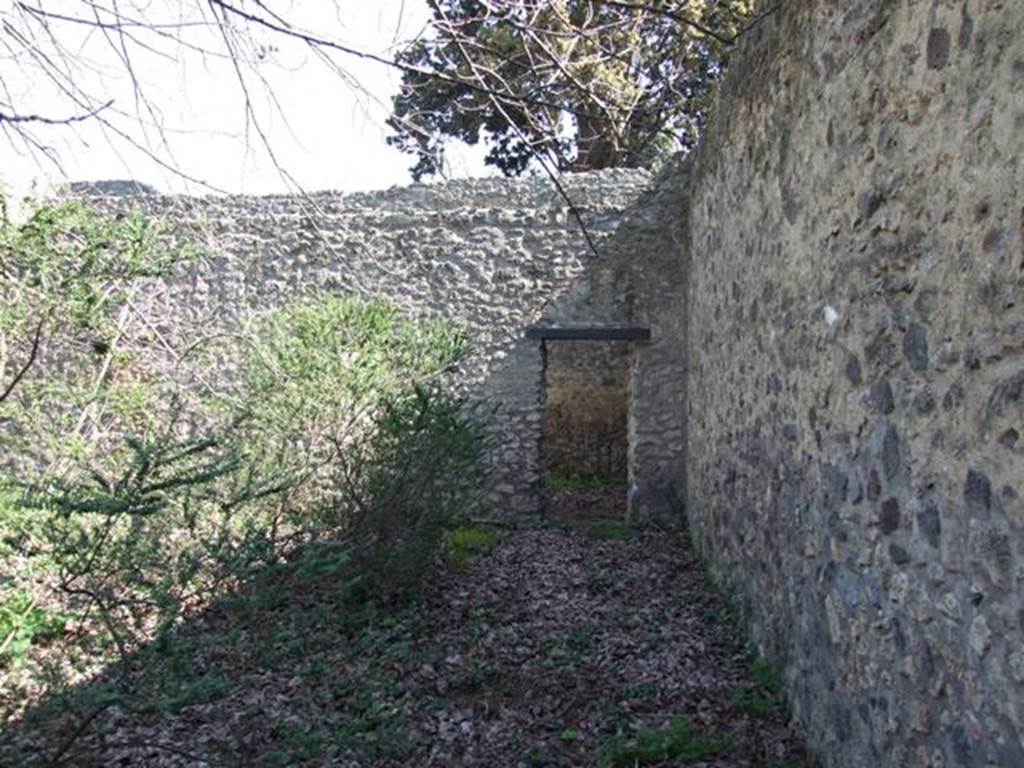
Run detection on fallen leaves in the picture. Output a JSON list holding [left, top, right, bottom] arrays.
[[2, 508, 811, 767]]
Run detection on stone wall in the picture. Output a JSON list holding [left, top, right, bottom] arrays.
[[540, 158, 691, 522], [83, 169, 683, 519], [685, 1, 1024, 765]]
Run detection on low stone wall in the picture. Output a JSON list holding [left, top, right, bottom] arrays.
[[685, 1, 1024, 765]]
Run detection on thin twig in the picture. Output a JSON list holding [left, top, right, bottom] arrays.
[[204, 0, 611, 120], [427, 0, 604, 260], [0, 99, 112, 126], [0, 314, 46, 404], [46, 699, 115, 767]]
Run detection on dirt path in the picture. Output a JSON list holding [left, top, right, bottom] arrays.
[[402, 525, 810, 767], [5, 523, 811, 767]]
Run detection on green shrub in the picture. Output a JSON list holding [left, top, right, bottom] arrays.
[[236, 295, 470, 528], [0, 195, 487, 749], [341, 386, 488, 598], [3, 291, 483, 661], [234, 294, 485, 599], [0, 588, 69, 667]]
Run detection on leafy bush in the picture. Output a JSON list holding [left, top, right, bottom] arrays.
[[3, 291, 482, 661], [230, 294, 486, 600], [0, 196, 487, 739], [341, 386, 488, 598], [1, 196, 209, 673], [234, 295, 469, 526], [1, 195, 196, 468], [11, 413, 290, 656], [0, 588, 69, 667]]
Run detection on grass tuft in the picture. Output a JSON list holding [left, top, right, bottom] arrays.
[[596, 717, 730, 767], [729, 656, 786, 717], [582, 519, 633, 541], [448, 524, 498, 568]]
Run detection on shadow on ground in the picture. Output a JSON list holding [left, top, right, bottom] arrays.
[[1, 518, 814, 767]]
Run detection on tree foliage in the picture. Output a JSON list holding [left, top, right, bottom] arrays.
[[387, 0, 753, 179]]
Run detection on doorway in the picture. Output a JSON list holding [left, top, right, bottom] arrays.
[[526, 326, 650, 524], [543, 338, 631, 522]]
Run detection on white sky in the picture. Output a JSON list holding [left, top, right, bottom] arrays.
[[0, 1, 491, 197]]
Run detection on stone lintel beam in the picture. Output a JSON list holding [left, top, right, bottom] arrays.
[[524, 326, 651, 342]]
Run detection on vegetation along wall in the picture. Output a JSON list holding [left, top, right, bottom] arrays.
[[685, 1, 1023, 765], [82, 168, 686, 521]]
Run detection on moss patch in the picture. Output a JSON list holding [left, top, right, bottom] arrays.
[[448, 525, 499, 568]]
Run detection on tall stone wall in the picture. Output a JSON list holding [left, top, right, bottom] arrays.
[[84, 170, 675, 519], [685, 1, 1024, 766]]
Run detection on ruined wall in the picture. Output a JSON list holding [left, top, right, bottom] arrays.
[[686, 1, 1024, 765], [85, 171, 658, 518]]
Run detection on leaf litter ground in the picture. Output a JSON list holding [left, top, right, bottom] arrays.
[[3, 496, 812, 767]]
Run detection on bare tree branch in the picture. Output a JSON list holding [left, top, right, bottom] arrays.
[[427, 0, 603, 259], [204, 0, 618, 122], [0, 99, 112, 125], [0, 314, 46, 405], [595, 1, 738, 44]]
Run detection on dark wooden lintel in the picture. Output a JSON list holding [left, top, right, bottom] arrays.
[[524, 326, 651, 341]]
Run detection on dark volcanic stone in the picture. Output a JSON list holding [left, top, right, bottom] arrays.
[[869, 378, 895, 414], [867, 469, 882, 502], [965, 469, 992, 512], [865, 332, 896, 368], [858, 189, 884, 222], [889, 544, 911, 565], [903, 324, 929, 371], [917, 504, 942, 548], [943, 383, 964, 411], [914, 387, 936, 414], [987, 369, 1024, 420], [880, 498, 901, 535], [927, 28, 951, 70], [958, 10, 973, 50], [882, 425, 901, 482], [846, 355, 863, 385], [951, 724, 971, 762]]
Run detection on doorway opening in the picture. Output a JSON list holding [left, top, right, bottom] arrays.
[[543, 338, 630, 522], [527, 326, 650, 526]]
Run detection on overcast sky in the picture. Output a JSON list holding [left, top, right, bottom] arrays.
[[0, 1, 490, 198]]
